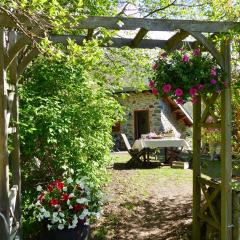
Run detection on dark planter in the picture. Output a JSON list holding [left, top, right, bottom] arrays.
[[41, 223, 90, 240]]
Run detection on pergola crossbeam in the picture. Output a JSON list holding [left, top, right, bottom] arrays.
[[76, 16, 239, 33], [165, 30, 189, 50], [130, 28, 148, 48]]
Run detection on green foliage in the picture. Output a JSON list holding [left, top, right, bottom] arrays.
[[19, 50, 123, 237]]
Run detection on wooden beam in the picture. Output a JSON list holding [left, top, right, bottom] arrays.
[[165, 30, 189, 50], [0, 28, 10, 240], [221, 38, 232, 240], [185, 31, 224, 69], [76, 16, 240, 33], [130, 28, 148, 48], [86, 29, 94, 41], [18, 48, 39, 76], [5, 29, 43, 69], [0, 12, 50, 28], [50, 35, 196, 49], [192, 95, 201, 240], [9, 31, 21, 238]]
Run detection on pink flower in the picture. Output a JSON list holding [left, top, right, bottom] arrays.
[[192, 96, 198, 104], [175, 88, 183, 97], [152, 63, 158, 71], [182, 55, 189, 62], [197, 84, 204, 90], [192, 48, 201, 56], [211, 79, 217, 84], [152, 87, 159, 95], [211, 68, 217, 76], [148, 80, 155, 88], [176, 98, 184, 105], [189, 87, 197, 96], [162, 84, 172, 93]]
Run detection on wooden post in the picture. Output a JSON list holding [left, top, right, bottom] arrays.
[[221, 39, 232, 240], [192, 95, 202, 240], [9, 31, 21, 238], [0, 29, 10, 239]]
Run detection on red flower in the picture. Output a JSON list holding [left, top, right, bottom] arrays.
[[55, 180, 64, 191], [50, 198, 59, 206], [47, 184, 54, 192], [151, 87, 159, 95], [148, 80, 155, 88], [38, 192, 45, 202], [62, 193, 69, 202], [73, 203, 85, 212], [152, 63, 158, 71]]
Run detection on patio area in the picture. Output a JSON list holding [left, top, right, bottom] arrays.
[[91, 152, 220, 240]]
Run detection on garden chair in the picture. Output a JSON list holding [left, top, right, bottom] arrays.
[[121, 133, 146, 165]]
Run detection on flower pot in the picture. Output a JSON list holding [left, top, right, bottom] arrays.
[[41, 223, 90, 240]]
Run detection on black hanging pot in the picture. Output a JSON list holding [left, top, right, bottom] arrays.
[[41, 222, 90, 240]]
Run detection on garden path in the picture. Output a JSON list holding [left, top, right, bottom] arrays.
[[91, 152, 193, 240]]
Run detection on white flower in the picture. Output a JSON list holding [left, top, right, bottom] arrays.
[[59, 212, 65, 218], [36, 201, 41, 206], [36, 185, 42, 192], [53, 212, 58, 218], [70, 168, 74, 174], [79, 209, 89, 220], [58, 224, 65, 230], [40, 207, 46, 213], [69, 193, 75, 198], [95, 212, 101, 219], [63, 187, 68, 192], [67, 177, 73, 184], [47, 224, 52, 230], [44, 211, 50, 218], [69, 205, 73, 209], [76, 198, 88, 204], [62, 165, 68, 170]]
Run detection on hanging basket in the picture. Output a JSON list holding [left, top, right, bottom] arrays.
[[149, 48, 225, 104]]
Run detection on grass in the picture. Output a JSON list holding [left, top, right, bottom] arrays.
[[91, 151, 223, 239]]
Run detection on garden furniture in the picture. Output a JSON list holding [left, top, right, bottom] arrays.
[[121, 133, 147, 165]]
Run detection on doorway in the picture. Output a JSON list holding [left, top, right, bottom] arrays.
[[134, 110, 150, 139]]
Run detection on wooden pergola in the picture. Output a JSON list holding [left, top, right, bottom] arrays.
[[0, 12, 239, 240]]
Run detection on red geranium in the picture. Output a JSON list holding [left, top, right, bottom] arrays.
[[62, 193, 69, 202], [55, 180, 64, 191], [38, 192, 45, 202], [73, 203, 85, 212], [50, 198, 59, 206]]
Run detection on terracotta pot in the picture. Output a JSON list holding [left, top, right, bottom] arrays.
[[41, 223, 90, 240]]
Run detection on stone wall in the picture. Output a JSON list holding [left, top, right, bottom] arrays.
[[116, 91, 187, 146]]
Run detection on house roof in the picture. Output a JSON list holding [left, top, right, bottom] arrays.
[[114, 89, 193, 127], [162, 96, 193, 127]]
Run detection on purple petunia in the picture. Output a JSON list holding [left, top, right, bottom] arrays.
[[162, 84, 172, 93], [175, 88, 183, 97]]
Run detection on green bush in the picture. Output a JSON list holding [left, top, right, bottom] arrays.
[[19, 55, 123, 238]]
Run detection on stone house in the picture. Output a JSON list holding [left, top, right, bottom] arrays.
[[112, 88, 193, 150]]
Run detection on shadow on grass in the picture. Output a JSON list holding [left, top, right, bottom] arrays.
[[113, 161, 161, 170], [91, 196, 192, 240]]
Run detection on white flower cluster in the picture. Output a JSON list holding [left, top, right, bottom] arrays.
[[34, 177, 102, 231]]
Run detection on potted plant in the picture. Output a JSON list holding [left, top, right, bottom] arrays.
[[34, 173, 102, 240], [149, 48, 225, 104]]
